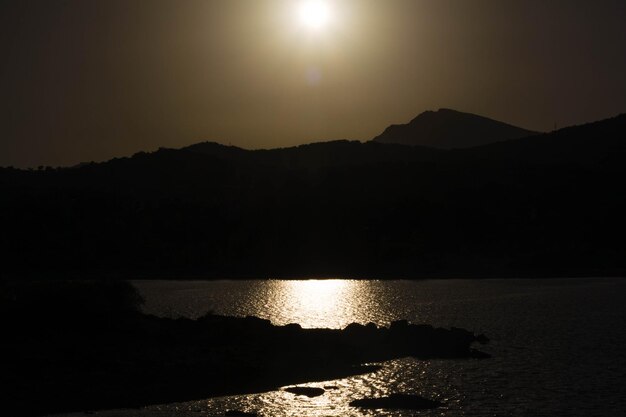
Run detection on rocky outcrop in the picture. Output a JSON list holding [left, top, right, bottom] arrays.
[[284, 387, 326, 397], [350, 393, 442, 410], [5, 309, 488, 416]]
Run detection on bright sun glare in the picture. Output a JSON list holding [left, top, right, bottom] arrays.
[[298, 0, 331, 30]]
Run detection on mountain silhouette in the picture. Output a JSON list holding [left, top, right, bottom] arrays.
[[372, 108, 538, 148], [1, 114, 625, 279]]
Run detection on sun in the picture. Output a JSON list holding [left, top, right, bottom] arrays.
[[298, 1, 331, 30]]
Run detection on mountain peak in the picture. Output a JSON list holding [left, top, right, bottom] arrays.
[[373, 109, 538, 149]]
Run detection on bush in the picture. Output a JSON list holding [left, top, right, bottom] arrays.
[[1, 279, 144, 319]]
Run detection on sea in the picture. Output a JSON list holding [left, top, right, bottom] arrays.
[[51, 278, 626, 416]]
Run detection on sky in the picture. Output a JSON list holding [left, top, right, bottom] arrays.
[[2, 0, 626, 168]]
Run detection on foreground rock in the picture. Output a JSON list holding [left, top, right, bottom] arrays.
[[2, 282, 488, 416], [225, 410, 258, 417], [285, 387, 325, 397], [350, 394, 442, 410]]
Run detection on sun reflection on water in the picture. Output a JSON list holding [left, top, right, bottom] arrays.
[[278, 279, 348, 327], [65, 279, 626, 417]]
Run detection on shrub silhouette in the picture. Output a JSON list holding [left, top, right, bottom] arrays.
[[1, 280, 144, 324]]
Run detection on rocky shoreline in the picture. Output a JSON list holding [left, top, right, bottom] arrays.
[[2, 281, 489, 416]]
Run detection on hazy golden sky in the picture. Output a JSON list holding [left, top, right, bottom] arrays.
[[2, 0, 626, 167]]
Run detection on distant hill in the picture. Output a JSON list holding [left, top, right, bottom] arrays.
[[455, 114, 626, 166], [1, 114, 625, 279], [372, 108, 538, 148], [182, 140, 441, 170]]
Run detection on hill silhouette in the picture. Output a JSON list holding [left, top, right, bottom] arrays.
[[372, 108, 538, 148], [1, 114, 625, 279]]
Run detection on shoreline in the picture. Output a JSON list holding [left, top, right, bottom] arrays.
[[3, 282, 489, 416], [3, 273, 626, 282]]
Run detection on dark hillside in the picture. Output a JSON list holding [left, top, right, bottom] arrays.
[[1, 115, 625, 279]]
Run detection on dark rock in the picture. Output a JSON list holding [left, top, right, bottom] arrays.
[[365, 322, 377, 330], [349, 393, 442, 410], [344, 322, 366, 332], [244, 316, 272, 329], [225, 410, 258, 417], [282, 323, 302, 332], [470, 349, 492, 359], [284, 387, 325, 397], [390, 319, 409, 330]]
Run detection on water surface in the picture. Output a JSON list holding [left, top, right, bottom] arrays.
[[54, 278, 626, 416]]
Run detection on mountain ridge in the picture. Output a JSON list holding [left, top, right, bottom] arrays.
[[1, 113, 625, 279], [372, 108, 538, 149]]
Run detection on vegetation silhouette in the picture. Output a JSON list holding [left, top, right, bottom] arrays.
[[2, 280, 488, 416], [0, 114, 625, 279]]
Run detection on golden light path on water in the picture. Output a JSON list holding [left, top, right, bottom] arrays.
[[236, 279, 421, 329], [51, 279, 626, 417], [136, 279, 422, 328], [273, 279, 359, 328]]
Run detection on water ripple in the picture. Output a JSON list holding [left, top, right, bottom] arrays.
[[50, 278, 626, 416]]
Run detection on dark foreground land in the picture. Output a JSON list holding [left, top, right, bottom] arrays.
[[2, 281, 488, 416]]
